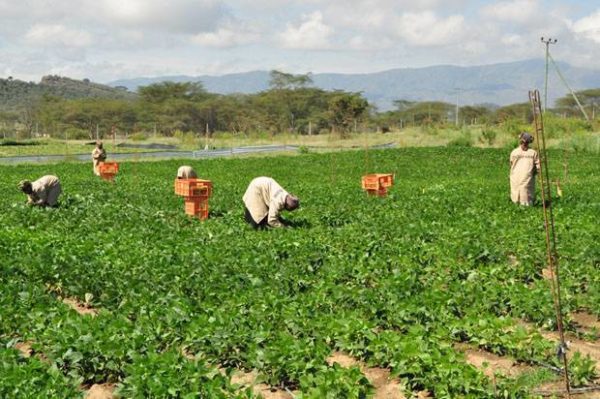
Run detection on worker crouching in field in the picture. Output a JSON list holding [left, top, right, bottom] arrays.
[[243, 177, 299, 229], [510, 132, 541, 206], [177, 165, 197, 179], [19, 175, 62, 207], [92, 141, 107, 176]]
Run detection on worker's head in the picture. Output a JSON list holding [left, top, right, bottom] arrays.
[[18, 180, 33, 194], [519, 132, 533, 145], [284, 195, 300, 211], [96, 140, 103, 149]]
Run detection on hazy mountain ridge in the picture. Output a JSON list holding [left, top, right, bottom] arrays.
[[0, 75, 136, 111], [109, 59, 600, 110], [1, 60, 598, 112]]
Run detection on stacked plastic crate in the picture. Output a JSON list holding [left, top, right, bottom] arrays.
[[361, 173, 394, 196], [174, 179, 213, 220], [98, 162, 119, 182]]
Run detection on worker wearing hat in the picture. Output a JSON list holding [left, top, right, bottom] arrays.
[[19, 175, 62, 207], [92, 141, 107, 176], [510, 132, 541, 206], [242, 177, 299, 228], [176, 165, 197, 179]]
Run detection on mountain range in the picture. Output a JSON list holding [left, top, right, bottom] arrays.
[[109, 59, 600, 110], [1, 59, 598, 112], [0, 75, 135, 111]]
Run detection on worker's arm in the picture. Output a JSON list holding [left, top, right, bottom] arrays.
[[534, 152, 541, 174], [27, 193, 45, 206], [267, 193, 287, 228]]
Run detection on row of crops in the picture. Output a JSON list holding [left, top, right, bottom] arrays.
[[1, 147, 599, 398]]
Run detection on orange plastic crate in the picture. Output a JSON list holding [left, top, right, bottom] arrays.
[[98, 162, 119, 174], [100, 174, 116, 182], [174, 179, 212, 197], [184, 197, 209, 219], [361, 174, 394, 190]]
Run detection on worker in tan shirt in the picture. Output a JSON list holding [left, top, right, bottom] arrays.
[[19, 175, 62, 207], [510, 132, 540, 206], [242, 177, 299, 228], [177, 165, 197, 179], [92, 141, 107, 176]]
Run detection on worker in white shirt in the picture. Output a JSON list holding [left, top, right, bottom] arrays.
[[177, 166, 197, 179], [510, 132, 541, 206], [19, 175, 62, 207], [242, 177, 299, 229]]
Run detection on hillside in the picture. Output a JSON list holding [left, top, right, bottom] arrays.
[[0, 75, 136, 111], [109, 59, 600, 110]]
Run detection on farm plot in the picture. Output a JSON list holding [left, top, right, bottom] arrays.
[[1, 147, 599, 398]]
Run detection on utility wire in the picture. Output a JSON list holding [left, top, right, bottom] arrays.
[[548, 53, 590, 121]]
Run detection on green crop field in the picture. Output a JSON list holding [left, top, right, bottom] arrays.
[[1, 147, 599, 398]]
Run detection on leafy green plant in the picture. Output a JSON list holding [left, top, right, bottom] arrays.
[[568, 352, 598, 387], [0, 147, 598, 397]]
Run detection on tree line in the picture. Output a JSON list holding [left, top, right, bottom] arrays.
[[0, 71, 597, 140]]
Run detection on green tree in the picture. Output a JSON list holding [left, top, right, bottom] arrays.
[[138, 81, 211, 103], [459, 106, 492, 125], [493, 103, 532, 123], [555, 88, 600, 119], [327, 92, 369, 136], [268, 70, 313, 90]]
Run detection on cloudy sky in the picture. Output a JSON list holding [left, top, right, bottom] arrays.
[[0, 0, 599, 83]]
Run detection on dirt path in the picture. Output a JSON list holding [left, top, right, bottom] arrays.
[[572, 312, 600, 335], [15, 341, 33, 358], [62, 297, 99, 316], [535, 380, 600, 398], [229, 370, 296, 399], [454, 343, 530, 378], [541, 330, 600, 374], [327, 351, 408, 399], [85, 384, 116, 399], [181, 348, 295, 398]]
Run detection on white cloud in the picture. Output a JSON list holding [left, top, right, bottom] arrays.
[[99, 0, 227, 34], [395, 11, 465, 46], [191, 25, 259, 48], [482, 0, 539, 24], [2, 0, 600, 82], [571, 10, 600, 43], [501, 34, 522, 46], [24, 24, 93, 48], [279, 11, 333, 49], [348, 35, 393, 50]]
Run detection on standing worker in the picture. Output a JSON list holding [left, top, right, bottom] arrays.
[[19, 175, 62, 207], [242, 176, 299, 229], [177, 165, 197, 179], [92, 141, 107, 176], [510, 132, 541, 206]]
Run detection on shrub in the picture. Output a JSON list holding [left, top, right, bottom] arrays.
[[298, 145, 310, 154], [422, 125, 439, 136], [447, 130, 473, 147], [173, 130, 198, 146], [502, 118, 530, 138], [544, 114, 592, 139], [479, 127, 497, 146]]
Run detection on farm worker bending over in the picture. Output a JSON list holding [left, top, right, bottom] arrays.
[[19, 175, 62, 207], [242, 177, 299, 229], [177, 165, 197, 179], [92, 141, 107, 176], [510, 132, 540, 206]]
